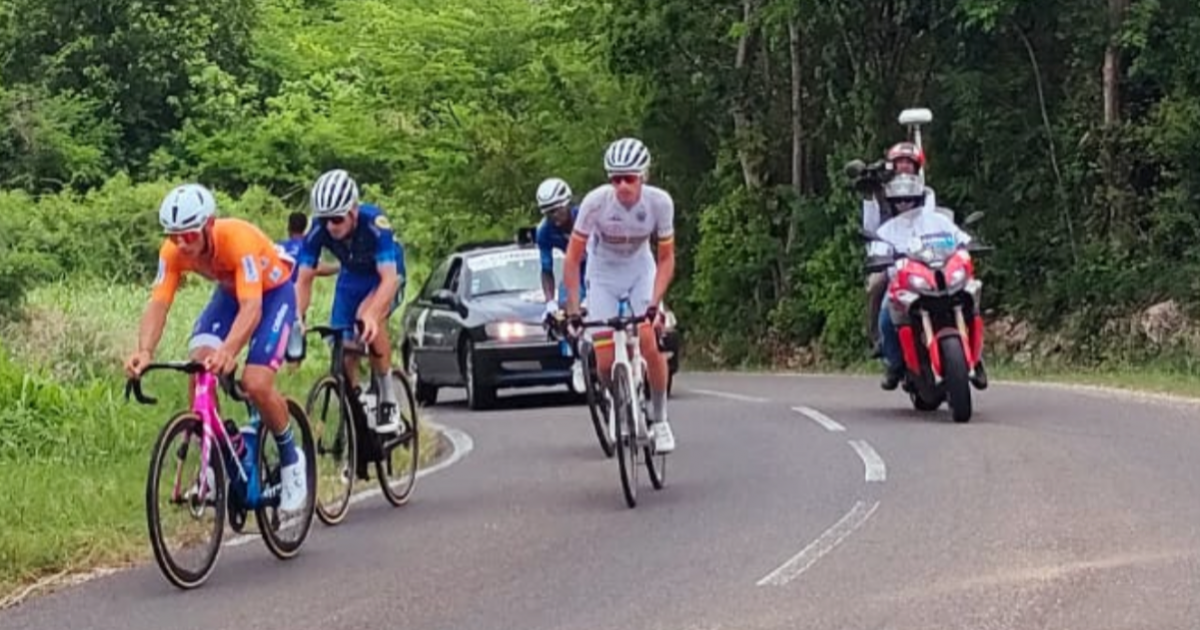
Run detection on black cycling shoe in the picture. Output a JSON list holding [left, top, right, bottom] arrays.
[[880, 364, 903, 391], [971, 359, 989, 390]]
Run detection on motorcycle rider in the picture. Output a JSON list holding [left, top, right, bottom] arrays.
[[856, 141, 931, 355], [872, 173, 987, 390]]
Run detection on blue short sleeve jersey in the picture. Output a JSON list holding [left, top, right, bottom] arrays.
[[298, 203, 406, 286], [536, 206, 587, 305], [276, 236, 305, 282]]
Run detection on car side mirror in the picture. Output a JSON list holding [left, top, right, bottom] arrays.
[[431, 289, 466, 315]]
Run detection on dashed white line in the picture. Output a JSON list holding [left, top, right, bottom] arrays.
[[757, 500, 881, 586], [848, 439, 887, 483], [792, 406, 846, 432], [689, 388, 769, 403]]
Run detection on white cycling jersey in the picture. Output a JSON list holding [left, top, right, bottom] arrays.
[[572, 184, 675, 325], [575, 184, 674, 265]]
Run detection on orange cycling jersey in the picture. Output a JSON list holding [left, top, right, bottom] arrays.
[[151, 218, 294, 305]]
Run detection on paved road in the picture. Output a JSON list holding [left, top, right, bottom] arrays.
[[4, 372, 1200, 629]]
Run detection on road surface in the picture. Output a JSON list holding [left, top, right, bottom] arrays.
[[3, 372, 1200, 629]]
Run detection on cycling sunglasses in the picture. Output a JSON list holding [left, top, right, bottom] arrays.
[[609, 174, 640, 186], [168, 230, 203, 245]]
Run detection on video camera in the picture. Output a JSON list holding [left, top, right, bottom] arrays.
[[843, 158, 895, 193]]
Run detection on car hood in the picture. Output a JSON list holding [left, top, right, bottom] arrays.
[[467, 290, 547, 324]]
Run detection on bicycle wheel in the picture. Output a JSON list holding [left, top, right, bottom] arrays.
[[146, 411, 227, 590], [581, 343, 614, 458], [377, 369, 420, 506], [640, 377, 667, 490], [305, 374, 356, 526], [612, 364, 639, 508], [256, 398, 317, 560]]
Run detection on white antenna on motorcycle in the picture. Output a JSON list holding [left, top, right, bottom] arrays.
[[898, 107, 933, 182]]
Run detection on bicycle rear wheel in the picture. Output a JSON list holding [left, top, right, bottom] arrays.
[[256, 398, 317, 560], [612, 364, 639, 508], [377, 369, 420, 506], [146, 411, 226, 590], [640, 378, 667, 490], [306, 374, 356, 526]]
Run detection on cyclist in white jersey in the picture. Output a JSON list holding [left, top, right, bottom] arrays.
[[563, 137, 677, 453]]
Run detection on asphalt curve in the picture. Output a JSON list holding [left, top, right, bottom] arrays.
[[4, 372, 1200, 630]]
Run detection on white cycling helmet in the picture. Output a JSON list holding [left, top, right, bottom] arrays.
[[604, 137, 651, 176], [310, 169, 360, 218], [536, 177, 572, 213], [158, 183, 216, 233]]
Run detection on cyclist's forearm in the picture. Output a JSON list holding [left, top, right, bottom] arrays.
[[296, 268, 316, 320], [563, 237, 586, 312], [317, 261, 340, 277], [541, 271, 556, 303], [224, 299, 263, 354], [651, 250, 675, 306], [137, 300, 171, 357]]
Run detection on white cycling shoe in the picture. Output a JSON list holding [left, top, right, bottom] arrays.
[[279, 448, 308, 512], [651, 418, 676, 454]]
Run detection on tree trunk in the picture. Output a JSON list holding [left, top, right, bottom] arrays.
[[732, 0, 762, 190], [1103, 0, 1128, 126]]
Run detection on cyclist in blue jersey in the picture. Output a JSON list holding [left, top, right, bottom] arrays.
[[294, 169, 407, 433], [535, 177, 589, 391], [277, 211, 338, 282], [535, 177, 587, 316]]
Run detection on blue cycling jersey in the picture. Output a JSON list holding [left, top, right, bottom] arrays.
[[276, 236, 304, 282], [536, 206, 586, 276], [536, 206, 588, 306], [298, 203, 406, 285]]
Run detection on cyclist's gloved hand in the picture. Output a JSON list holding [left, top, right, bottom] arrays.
[[643, 304, 660, 325], [566, 312, 584, 339]]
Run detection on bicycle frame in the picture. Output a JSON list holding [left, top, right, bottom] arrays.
[[609, 318, 650, 442], [190, 372, 248, 499], [128, 363, 264, 509]]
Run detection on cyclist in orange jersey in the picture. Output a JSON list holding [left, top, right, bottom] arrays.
[[124, 183, 307, 511]]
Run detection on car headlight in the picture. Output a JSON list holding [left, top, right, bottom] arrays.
[[485, 321, 532, 341]]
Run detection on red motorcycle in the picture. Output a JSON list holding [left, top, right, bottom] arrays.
[[863, 212, 991, 422]]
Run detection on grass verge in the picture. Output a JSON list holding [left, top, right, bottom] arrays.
[[0, 277, 442, 602]]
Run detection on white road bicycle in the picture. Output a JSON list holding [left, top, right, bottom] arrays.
[[576, 301, 667, 508]]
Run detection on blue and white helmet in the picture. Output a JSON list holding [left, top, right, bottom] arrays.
[[603, 137, 651, 176], [535, 177, 572, 213], [158, 183, 216, 233], [310, 169, 360, 218]]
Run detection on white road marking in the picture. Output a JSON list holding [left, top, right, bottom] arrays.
[[848, 439, 887, 483], [689, 388, 769, 403], [792, 406, 845, 432], [757, 500, 881, 586]]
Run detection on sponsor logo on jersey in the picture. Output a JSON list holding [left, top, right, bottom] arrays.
[[241, 254, 260, 282]]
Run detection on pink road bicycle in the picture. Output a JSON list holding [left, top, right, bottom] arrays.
[[125, 361, 317, 589]]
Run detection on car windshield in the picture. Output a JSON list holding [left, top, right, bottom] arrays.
[[466, 250, 564, 298]]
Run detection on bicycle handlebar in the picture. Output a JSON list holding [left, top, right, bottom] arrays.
[[124, 361, 249, 405]]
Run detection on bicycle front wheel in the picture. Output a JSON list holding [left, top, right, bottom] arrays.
[[612, 364, 639, 508], [146, 411, 227, 590], [581, 343, 614, 458], [256, 398, 317, 560], [306, 374, 356, 526], [377, 369, 420, 506]]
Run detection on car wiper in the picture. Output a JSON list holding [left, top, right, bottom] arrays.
[[470, 289, 525, 298]]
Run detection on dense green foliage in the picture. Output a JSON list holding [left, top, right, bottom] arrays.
[[2, 0, 1200, 364]]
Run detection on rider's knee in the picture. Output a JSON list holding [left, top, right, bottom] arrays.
[[240, 369, 276, 404]]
